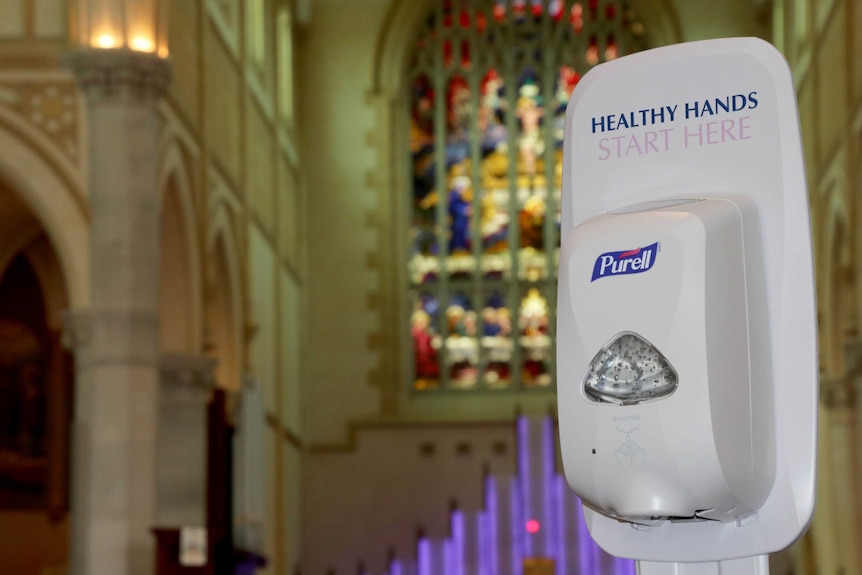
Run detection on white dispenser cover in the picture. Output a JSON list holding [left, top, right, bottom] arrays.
[[556, 38, 817, 562], [560, 198, 772, 524]]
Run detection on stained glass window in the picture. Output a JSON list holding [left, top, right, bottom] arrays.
[[408, 0, 647, 391]]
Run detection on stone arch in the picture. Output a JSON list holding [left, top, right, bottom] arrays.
[[0, 191, 42, 276], [22, 237, 69, 333], [207, 205, 244, 392], [158, 142, 203, 353], [0, 184, 69, 334], [0, 141, 76, 575], [371, 0, 681, 96], [854, 139, 862, 345], [0, 116, 88, 309]]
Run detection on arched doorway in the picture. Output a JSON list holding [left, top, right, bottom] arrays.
[[0, 182, 73, 575]]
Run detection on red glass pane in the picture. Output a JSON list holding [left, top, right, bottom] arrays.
[[605, 35, 618, 60], [571, 4, 584, 32], [586, 35, 599, 65], [559, 66, 580, 96], [476, 10, 487, 31], [549, 0, 564, 20], [412, 294, 441, 389], [588, 0, 599, 22], [493, 2, 506, 21], [410, 76, 434, 151]]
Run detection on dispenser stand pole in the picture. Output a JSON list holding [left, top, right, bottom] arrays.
[[637, 555, 769, 575]]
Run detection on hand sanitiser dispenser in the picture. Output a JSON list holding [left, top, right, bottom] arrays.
[[566, 198, 770, 525], [557, 38, 817, 574]]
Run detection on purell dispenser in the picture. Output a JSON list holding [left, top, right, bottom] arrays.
[[556, 38, 817, 573], [562, 197, 768, 525]]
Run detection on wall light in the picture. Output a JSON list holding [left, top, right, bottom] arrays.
[[78, 0, 168, 57]]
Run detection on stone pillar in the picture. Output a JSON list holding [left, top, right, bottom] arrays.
[[820, 363, 860, 575], [808, 388, 839, 575], [233, 376, 267, 557], [844, 339, 862, 575], [157, 353, 216, 527], [63, 49, 170, 575]]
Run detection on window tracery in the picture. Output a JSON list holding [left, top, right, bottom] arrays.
[[277, 5, 295, 123], [407, 0, 647, 391], [248, 0, 267, 72]]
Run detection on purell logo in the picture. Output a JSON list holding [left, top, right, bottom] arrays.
[[591, 242, 659, 282]]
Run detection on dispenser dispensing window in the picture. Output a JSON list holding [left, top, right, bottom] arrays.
[[582, 332, 678, 405]]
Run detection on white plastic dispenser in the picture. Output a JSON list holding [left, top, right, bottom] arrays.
[[555, 38, 818, 571], [560, 198, 773, 525]]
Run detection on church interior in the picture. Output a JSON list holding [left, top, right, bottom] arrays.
[[0, 0, 859, 574]]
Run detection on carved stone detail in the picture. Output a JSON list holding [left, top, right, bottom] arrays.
[[61, 309, 160, 366], [61, 309, 93, 350], [63, 49, 171, 104], [843, 339, 862, 378], [0, 80, 81, 162], [160, 353, 217, 404], [821, 373, 856, 409]]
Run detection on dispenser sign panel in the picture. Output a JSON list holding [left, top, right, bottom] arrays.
[[591, 242, 659, 281], [592, 93, 759, 161]]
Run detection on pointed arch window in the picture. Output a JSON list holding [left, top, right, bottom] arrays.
[[408, 0, 647, 391]]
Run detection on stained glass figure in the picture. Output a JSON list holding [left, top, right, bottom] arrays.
[[408, 0, 647, 391], [445, 292, 479, 388], [448, 172, 472, 254], [518, 192, 547, 280], [481, 290, 513, 387], [479, 70, 507, 155], [446, 76, 471, 168], [409, 74, 440, 286], [519, 288, 552, 387], [412, 293, 442, 389], [446, 165, 476, 280], [516, 78, 544, 181]]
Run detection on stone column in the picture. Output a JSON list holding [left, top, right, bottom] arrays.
[[157, 353, 216, 527], [820, 362, 860, 575], [63, 49, 170, 575], [844, 339, 862, 575]]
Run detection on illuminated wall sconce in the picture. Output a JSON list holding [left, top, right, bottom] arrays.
[[78, 0, 168, 57]]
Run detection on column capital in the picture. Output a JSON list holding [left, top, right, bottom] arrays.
[[62, 308, 160, 366], [820, 373, 856, 409], [844, 338, 862, 377], [63, 48, 171, 104], [62, 309, 93, 351], [160, 353, 217, 405]]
